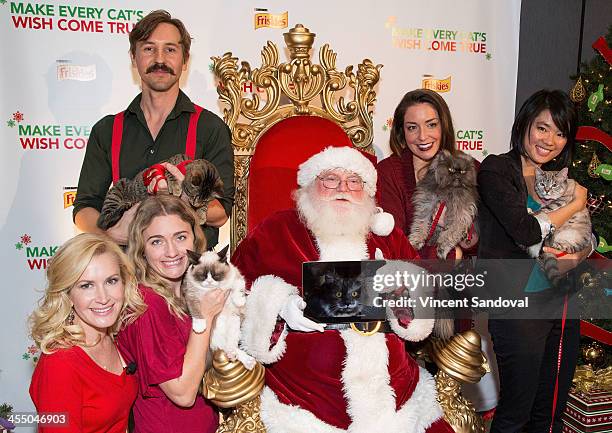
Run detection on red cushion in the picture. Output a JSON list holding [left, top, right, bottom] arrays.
[[248, 116, 363, 232]]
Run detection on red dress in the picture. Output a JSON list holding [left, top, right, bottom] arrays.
[[116, 285, 219, 433], [232, 209, 454, 433], [30, 346, 137, 433]]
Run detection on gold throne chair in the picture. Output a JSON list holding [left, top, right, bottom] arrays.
[[207, 24, 489, 433]]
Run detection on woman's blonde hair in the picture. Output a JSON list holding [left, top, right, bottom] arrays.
[[128, 195, 206, 317], [30, 233, 146, 354]]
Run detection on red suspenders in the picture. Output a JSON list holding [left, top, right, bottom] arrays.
[[111, 104, 203, 184]]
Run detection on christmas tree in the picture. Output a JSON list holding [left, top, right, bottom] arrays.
[[569, 26, 611, 366], [570, 25, 611, 254]]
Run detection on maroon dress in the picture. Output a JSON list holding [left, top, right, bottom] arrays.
[[117, 285, 219, 433]]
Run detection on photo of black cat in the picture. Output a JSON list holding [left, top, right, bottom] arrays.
[[302, 261, 386, 323]]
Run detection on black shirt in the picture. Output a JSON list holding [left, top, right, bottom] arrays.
[[73, 90, 234, 247]]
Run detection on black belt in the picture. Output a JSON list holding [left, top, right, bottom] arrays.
[[325, 321, 392, 335]]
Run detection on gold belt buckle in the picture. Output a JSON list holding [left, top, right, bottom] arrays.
[[350, 321, 381, 336]]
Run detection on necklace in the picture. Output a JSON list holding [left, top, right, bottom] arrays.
[[82, 338, 119, 371]]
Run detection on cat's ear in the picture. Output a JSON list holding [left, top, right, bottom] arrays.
[[535, 166, 544, 177], [186, 249, 201, 265], [557, 167, 569, 178], [217, 245, 230, 263]]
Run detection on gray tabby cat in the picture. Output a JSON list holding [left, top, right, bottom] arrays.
[[409, 150, 478, 259], [181, 246, 256, 370], [97, 153, 223, 230], [530, 167, 592, 285]]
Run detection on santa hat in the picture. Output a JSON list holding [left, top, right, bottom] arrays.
[[297, 146, 394, 236]]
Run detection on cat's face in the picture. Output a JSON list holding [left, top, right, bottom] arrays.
[[534, 167, 568, 201], [185, 246, 231, 288], [432, 150, 476, 189], [319, 272, 363, 317]]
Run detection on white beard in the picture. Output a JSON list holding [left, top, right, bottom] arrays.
[[295, 187, 377, 261]]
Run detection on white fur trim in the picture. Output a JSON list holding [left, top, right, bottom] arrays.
[[388, 317, 435, 342], [297, 146, 377, 197], [260, 387, 344, 433], [371, 210, 395, 236], [240, 275, 297, 364], [316, 237, 369, 262], [259, 334, 445, 433]]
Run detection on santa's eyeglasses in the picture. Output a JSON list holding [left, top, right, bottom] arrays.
[[316, 174, 365, 191]]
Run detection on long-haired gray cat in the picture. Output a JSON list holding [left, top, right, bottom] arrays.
[[409, 150, 478, 259], [97, 153, 223, 230], [529, 167, 592, 286], [181, 246, 255, 370]]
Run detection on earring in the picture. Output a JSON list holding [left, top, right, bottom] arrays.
[[67, 308, 75, 326]]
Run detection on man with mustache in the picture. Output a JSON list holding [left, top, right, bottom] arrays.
[[73, 10, 233, 247], [232, 146, 453, 433]]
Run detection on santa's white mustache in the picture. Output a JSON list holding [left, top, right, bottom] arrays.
[[322, 193, 356, 203]]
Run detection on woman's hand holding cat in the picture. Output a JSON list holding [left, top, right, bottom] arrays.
[[280, 295, 326, 333], [542, 244, 591, 275], [199, 289, 230, 321], [571, 183, 588, 211]]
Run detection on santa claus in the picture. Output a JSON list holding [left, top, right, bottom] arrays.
[[232, 146, 453, 433]]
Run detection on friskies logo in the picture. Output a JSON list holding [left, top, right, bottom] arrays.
[[254, 8, 288, 29], [14, 234, 60, 270], [422, 75, 451, 93], [63, 186, 77, 208]]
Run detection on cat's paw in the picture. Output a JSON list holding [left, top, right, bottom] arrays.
[[237, 352, 256, 370]]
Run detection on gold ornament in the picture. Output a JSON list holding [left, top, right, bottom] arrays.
[[203, 350, 265, 408], [588, 152, 601, 178], [570, 76, 587, 103], [572, 365, 612, 395], [430, 331, 490, 433], [582, 342, 606, 369]]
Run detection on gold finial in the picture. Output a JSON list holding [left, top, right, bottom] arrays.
[[203, 350, 265, 408], [431, 330, 489, 384], [284, 24, 316, 59]]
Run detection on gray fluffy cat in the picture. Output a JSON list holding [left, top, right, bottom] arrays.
[[409, 150, 478, 259], [530, 167, 592, 285], [97, 153, 223, 230], [181, 246, 255, 370]]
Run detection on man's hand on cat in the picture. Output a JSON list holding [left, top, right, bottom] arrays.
[[105, 202, 140, 245], [147, 162, 185, 194], [280, 295, 326, 332]]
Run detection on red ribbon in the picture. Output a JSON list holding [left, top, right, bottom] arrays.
[[592, 36, 612, 66], [576, 126, 612, 152], [549, 295, 568, 433], [426, 201, 446, 244], [580, 320, 612, 345], [143, 164, 166, 194], [175, 159, 193, 175]]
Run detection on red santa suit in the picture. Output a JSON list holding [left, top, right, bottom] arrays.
[[232, 208, 453, 433]]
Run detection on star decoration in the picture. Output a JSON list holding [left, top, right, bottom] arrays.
[[485, 53, 492, 61], [7, 119, 15, 128], [21, 234, 32, 245], [15, 242, 23, 250], [12, 111, 24, 123]]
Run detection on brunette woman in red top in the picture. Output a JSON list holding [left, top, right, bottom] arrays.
[[117, 195, 228, 433], [377, 89, 479, 259], [29, 233, 146, 432]]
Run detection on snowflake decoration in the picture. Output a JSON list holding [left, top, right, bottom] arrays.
[[485, 53, 492, 61], [15, 242, 23, 250], [21, 234, 32, 245], [482, 149, 489, 157], [208, 63, 214, 73], [7, 119, 15, 128], [0, 0, 7, 5], [382, 117, 393, 131], [385, 16, 396, 29], [12, 111, 24, 123], [28, 345, 38, 355], [22, 353, 30, 360]]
